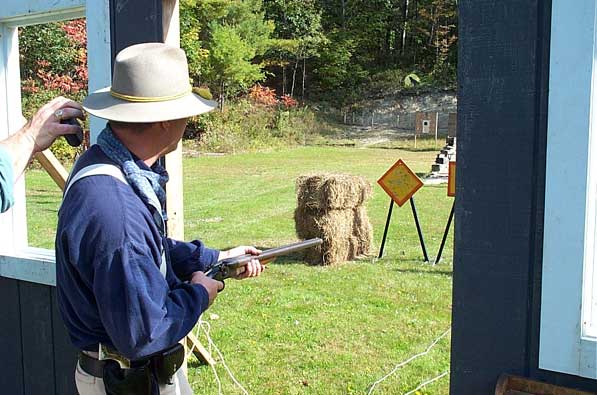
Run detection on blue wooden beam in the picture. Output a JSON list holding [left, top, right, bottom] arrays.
[[0, 248, 56, 286]]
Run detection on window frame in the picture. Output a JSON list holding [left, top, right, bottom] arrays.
[[0, 0, 111, 285], [540, 0, 597, 379]]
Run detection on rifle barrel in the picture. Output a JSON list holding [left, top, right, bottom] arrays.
[[226, 238, 323, 267], [257, 238, 323, 261]]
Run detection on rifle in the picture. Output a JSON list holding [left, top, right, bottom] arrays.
[[206, 238, 323, 282]]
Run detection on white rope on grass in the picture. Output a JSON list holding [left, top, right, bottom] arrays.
[[403, 371, 449, 395], [199, 320, 224, 395], [367, 328, 451, 395], [185, 321, 224, 394], [197, 318, 250, 395]]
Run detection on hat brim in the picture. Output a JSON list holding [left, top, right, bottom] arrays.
[[83, 87, 217, 123]]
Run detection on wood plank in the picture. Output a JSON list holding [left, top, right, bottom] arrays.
[[0, 277, 24, 394], [0, 249, 56, 286], [496, 375, 597, 395], [0, 24, 28, 252], [165, 144, 185, 239], [34, 150, 69, 191], [162, 0, 180, 47], [161, 0, 196, 375], [163, 0, 184, 242], [186, 331, 216, 366], [19, 282, 55, 395], [0, 0, 83, 22], [109, 0, 162, 57], [539, 0, 597, 378], [51, 287, 77, 395], [450, 1, 556, 394], [86, 1, 112, 144]]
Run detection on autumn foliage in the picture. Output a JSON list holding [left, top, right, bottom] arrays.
[[20, 19, 88, 95], [248, 85, 298, 108]]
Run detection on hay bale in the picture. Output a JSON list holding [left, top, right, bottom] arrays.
[[295, 207, 353, 265], [295, 206, 354, 242], [353, 206, 373, 256], [295, 206, 373, 265], [295, 173, 374, 266], [296, 174, 372, 210], [303, 235, 352, 266], [348, 235, 361, 258]]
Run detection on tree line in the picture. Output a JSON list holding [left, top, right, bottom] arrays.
[[181, 0, 457, 107], [18, 0, 457, 112]]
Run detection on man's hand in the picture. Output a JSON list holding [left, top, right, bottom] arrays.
[[26, 96, 84, 153], [0, 97, 85, 184], [219, 246, 266, 279], [190, 271, 224, 306]]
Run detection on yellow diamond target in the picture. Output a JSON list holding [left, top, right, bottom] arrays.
[[378, 159, 424, 207]]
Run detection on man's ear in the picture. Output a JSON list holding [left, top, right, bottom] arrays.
[[158, 120, 171, 131]]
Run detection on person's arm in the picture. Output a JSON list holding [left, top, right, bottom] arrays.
[[166, 238, 220, 279], [0, 146, 14, 212], [0, 97, 83, 181], [93, 241, 222, 360], [167, 239, 265, 280]]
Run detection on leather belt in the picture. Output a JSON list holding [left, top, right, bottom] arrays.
[[78, 343, 184, 385], [78, 351, 105, 378]]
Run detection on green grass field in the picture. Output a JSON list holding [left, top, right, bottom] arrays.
[[26, 146, 453, 394]]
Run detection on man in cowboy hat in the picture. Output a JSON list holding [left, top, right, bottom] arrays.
[[55, 43, 264, 394]]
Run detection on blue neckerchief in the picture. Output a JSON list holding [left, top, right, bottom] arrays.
[[97, 126, 169, 234]]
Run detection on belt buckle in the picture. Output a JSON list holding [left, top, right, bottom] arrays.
[[98, 343, 131, 369]]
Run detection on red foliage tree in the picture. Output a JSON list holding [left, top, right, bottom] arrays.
[[22, 19, 88, 95]]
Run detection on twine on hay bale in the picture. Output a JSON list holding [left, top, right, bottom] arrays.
[[295, 174, 373, 266]]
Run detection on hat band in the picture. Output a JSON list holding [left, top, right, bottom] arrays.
[[110, 87, 192, 103]]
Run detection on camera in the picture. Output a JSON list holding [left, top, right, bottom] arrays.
[[61, 118, 84, 147]]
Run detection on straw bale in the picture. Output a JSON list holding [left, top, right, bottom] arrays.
[[295, 205, 373, 265], [295, 207, 353, 239], [348, 235, 361, 258], [296, 174, 372, 210], [353, 206, 373, 256], [295, 173, 374, 265]]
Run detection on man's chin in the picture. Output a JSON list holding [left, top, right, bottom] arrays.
[[163, 142, 180, 156]]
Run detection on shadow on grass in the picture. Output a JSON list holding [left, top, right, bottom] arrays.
[[30, 200, 60, 206], [392, 267, 453, 277], [372, 145, 440, 152]]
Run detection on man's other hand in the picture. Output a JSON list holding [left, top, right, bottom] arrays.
[[27, 96, 84, 153], [219, 246, 266, 279], [190, 271, 224, 306]]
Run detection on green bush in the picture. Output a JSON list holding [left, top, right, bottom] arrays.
[[185, 99, 317, 153], [19, 23, 78, 81], [20, 20, 87, 165]]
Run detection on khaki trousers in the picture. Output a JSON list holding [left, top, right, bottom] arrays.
[[75, 362, 194, 395]]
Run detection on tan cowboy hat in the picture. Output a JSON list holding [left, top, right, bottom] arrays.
[[83, 43, 216, 123]]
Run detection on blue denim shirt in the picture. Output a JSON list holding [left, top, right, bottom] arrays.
[[0, 146, 15, 213], [56, 145, 219, 360]]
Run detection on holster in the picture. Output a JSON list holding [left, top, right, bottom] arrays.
[[101, 343, 184, 394], [102, 360, 156, 395], [151, 343, 185, 385]]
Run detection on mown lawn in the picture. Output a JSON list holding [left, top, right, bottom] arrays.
[[26, 146, 453, 394]]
